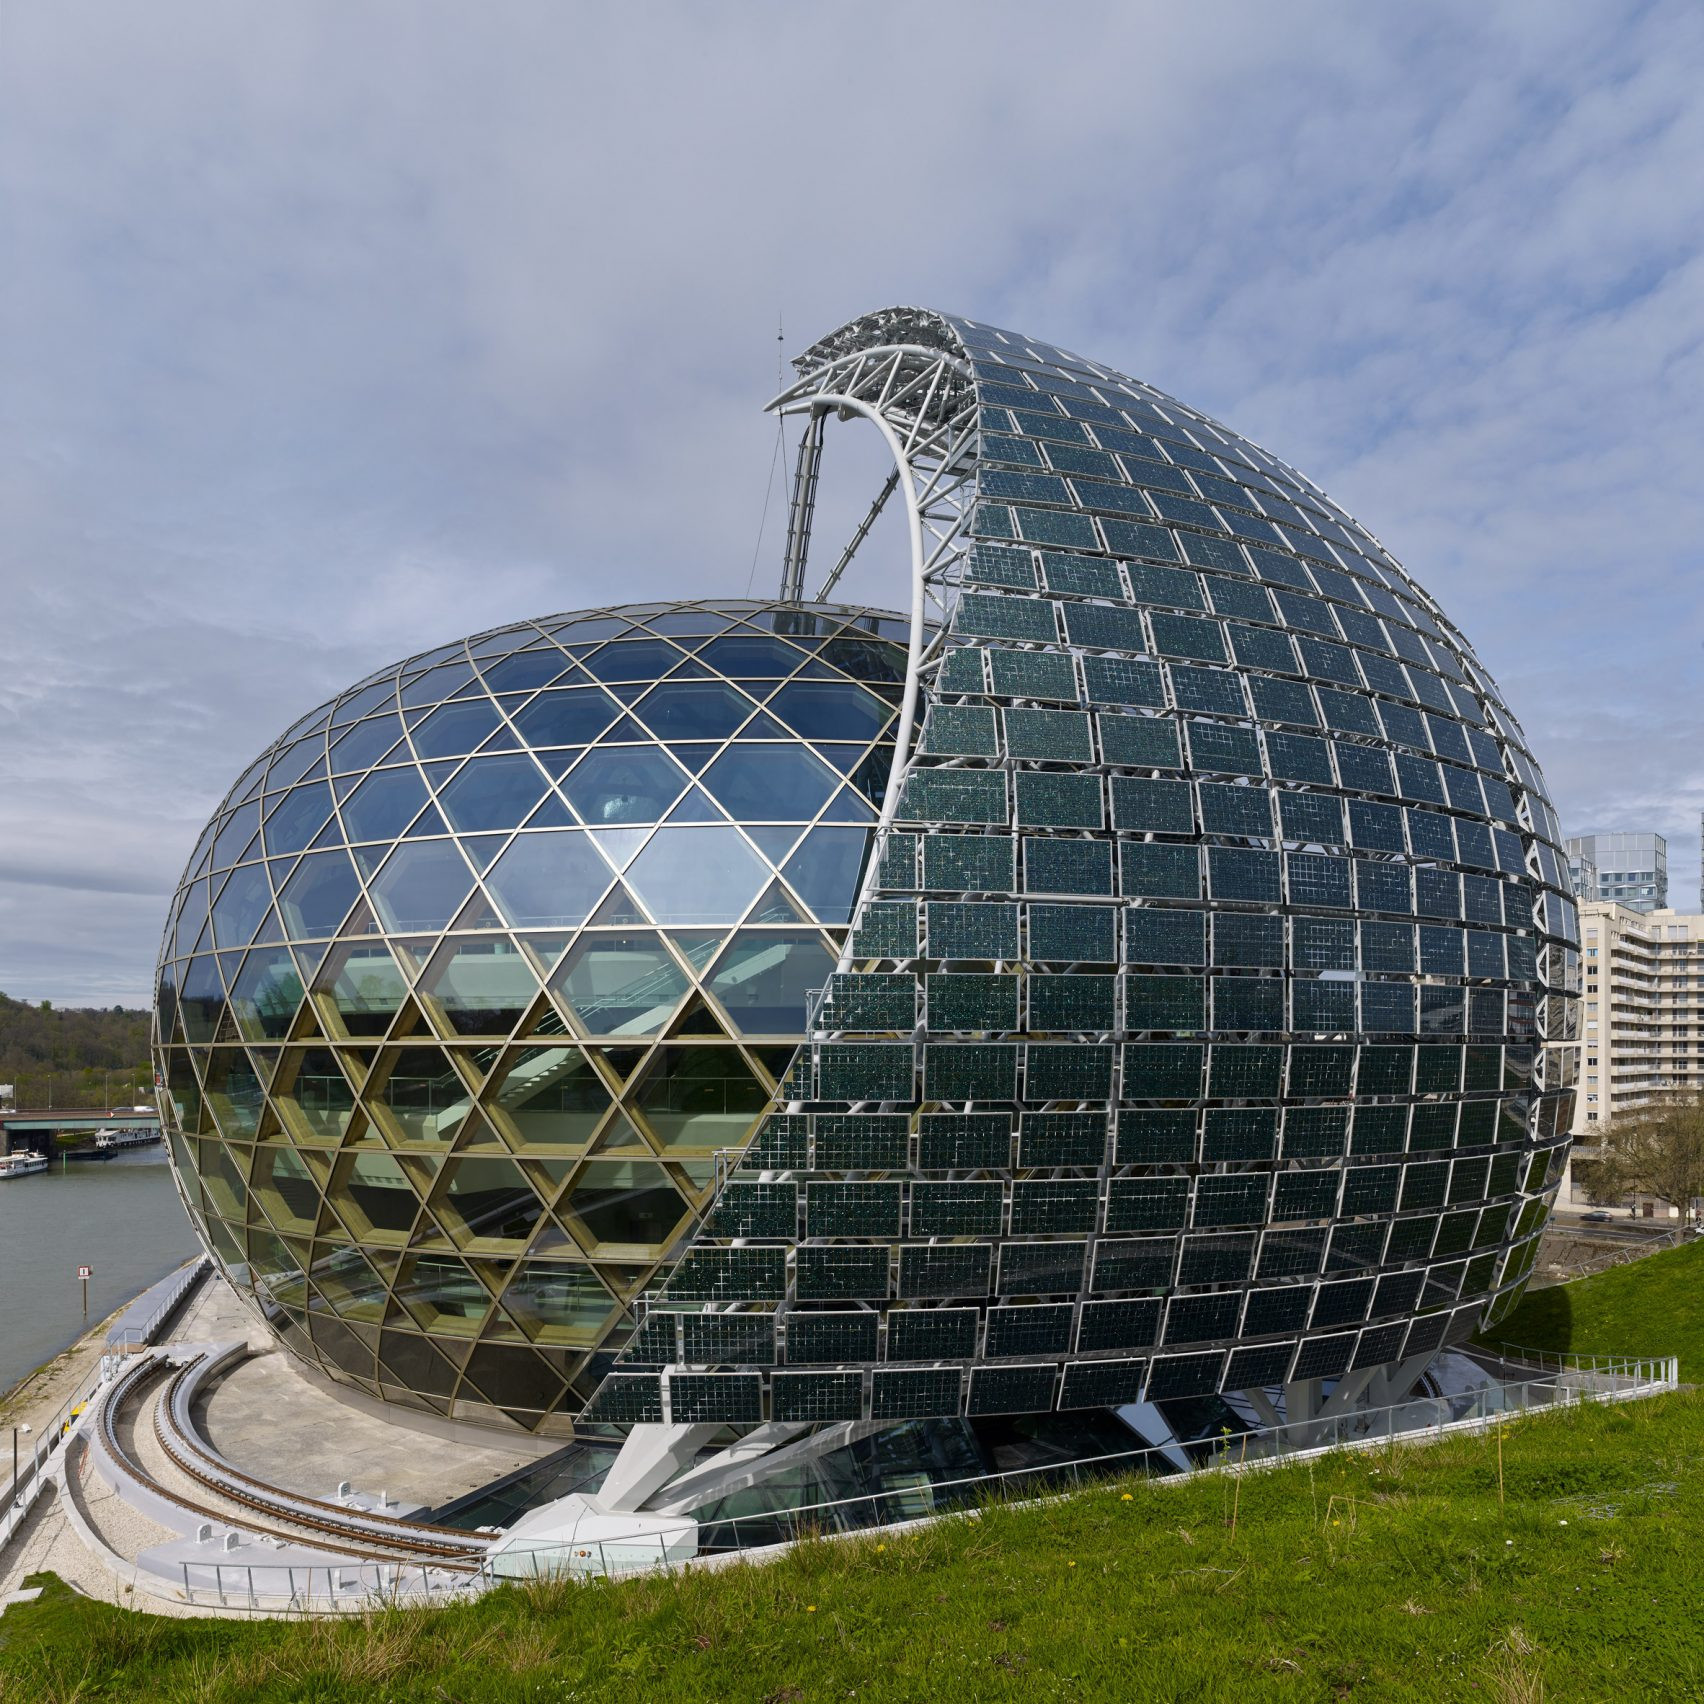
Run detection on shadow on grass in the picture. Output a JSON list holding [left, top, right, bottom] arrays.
[[1481, 1280, 1573, 1357]]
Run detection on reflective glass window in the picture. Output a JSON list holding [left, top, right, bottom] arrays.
[[566, 1161, 690, 1248], [341, 768, 431, 842], [484, 832, 614, 929], [767, 680, 892, 742], [633, 1048, 767, 1151], [265, 781, 335, 857], [278, 849, 361, 937], [438, 756, 552, 833], [562, 747, 687, 825], [211, 864, 273, 949], [368, 841, 475, 933], [411, 699, 502, 759], [510, 688, 621, 748], [552, 932, 689, 1036], [702, 745, 838, 821], [707, 931, 837, 1034], [624, 827, 770, 925]]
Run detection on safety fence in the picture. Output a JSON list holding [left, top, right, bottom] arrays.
[[477, 1352, 1680, 1591], [108, 1256, 210, 1351], [3, 1256, 210, 1561]]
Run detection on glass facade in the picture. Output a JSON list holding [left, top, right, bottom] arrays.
[[153, 601, 906, 1433], [586, 307, 1578, 1429], [155, 304, 1577, 1439]]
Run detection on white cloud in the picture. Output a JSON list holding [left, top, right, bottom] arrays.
[[3, 0, 1702, 1002]]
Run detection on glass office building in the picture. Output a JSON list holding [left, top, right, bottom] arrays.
[[156, 306, 1577, 1438], [1563, 832, 1667, 913]]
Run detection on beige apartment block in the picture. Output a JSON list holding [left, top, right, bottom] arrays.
[[1563, 901, 1704, 1211]]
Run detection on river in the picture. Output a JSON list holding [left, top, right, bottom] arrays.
[[0, 1145, 199, 1399]]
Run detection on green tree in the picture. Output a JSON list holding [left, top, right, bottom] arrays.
[[1588, 1094, 1704, 1223]]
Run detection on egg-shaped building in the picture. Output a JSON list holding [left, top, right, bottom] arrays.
[[153, 601, 909, 1433], [156, 305, 1577, 1448]]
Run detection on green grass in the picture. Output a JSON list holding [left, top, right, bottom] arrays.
[[5, 1244, 1703, 1703], [1485, 1234, 1704, 1375], [6, 1393, 1704, 1701]]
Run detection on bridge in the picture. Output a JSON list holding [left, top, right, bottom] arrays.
[[2, 1107, 163, 1152]]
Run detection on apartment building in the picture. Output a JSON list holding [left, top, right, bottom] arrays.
[[1564, 901, 1704, 1208]]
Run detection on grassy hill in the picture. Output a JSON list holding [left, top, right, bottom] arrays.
[[3, 1246, 1700, 1700], [5, 1395, 1702, 1699], [1484, 1234, 1704, 1377]]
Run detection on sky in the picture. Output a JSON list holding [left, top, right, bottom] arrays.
[[2, 0, 1701, 1007]]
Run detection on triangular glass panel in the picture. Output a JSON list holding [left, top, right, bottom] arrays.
[[661, 786, 728, 824], [384, 994, 430, 1040], [745, 825, 803, 866], [606, 683, 650, 704], [811, 743, 869, 775], [450, 1112, 508, 1153], [664, 658, 716, 680], [215, 949, 247, 987], [518, 991, 570, 1038], [593, 1046, 647, 1085], [818, 788, 876, 823], [353, 845, 390, 879], [544, 751, 589, 782], [747, 880, 809, 925], [601, 716, 650, 741], [586, 884, 647, 926], [588, 828, 651, 870], [308, 816, 348, 850], [251, 904, 287, 946], [662, 743, 719, 774], [459, 833, 511, 873], [420, 760, 462, 792], [477, 726, 523, 753], [522, 794, 577, 829], [450, 889, 506, 932], [517, 935, 574, 977], [403, 804, 451, 839], [523, 1214, 583, 1256], [341, 897, 381, 937], [234, 830, 264, 866], [588, 1112, 653, 1155], [290, 937, 336, 987], [667, 998, 726, 1037], [663, 931, 723, 975], [793, 658, 845, 681], [739, 712, 791, 738], [333, 772, 365, 802]]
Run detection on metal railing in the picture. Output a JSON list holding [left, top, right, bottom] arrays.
[[486, 1354, 1679, 1584], [4, 1257, 208, 1560], [115, 1350, 1681, 1611], [172, 1559, 483, 1615], [108, 1255, 210, 1350], [1474, 1341, 1682, 1380], [1, 1355, 113, 1558]]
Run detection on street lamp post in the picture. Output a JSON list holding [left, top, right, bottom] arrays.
[[11, 1423, 31, 1501]]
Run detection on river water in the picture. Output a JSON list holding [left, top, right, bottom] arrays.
[[0, 1146, 198, 1399]]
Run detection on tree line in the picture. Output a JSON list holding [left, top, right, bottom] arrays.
[[0, 992, 154, 1110]]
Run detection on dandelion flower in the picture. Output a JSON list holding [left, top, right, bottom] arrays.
[[807, 1605, 817, 1613], [1121, 1494, 1133, 1502]]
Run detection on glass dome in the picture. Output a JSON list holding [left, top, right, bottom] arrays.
[[153, 600, 909, 1433]]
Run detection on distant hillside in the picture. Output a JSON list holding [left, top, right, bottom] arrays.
[[0, 992, 154, 1110]]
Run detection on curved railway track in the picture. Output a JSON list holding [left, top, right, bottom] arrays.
[[97, 1356, 489, 1570]]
